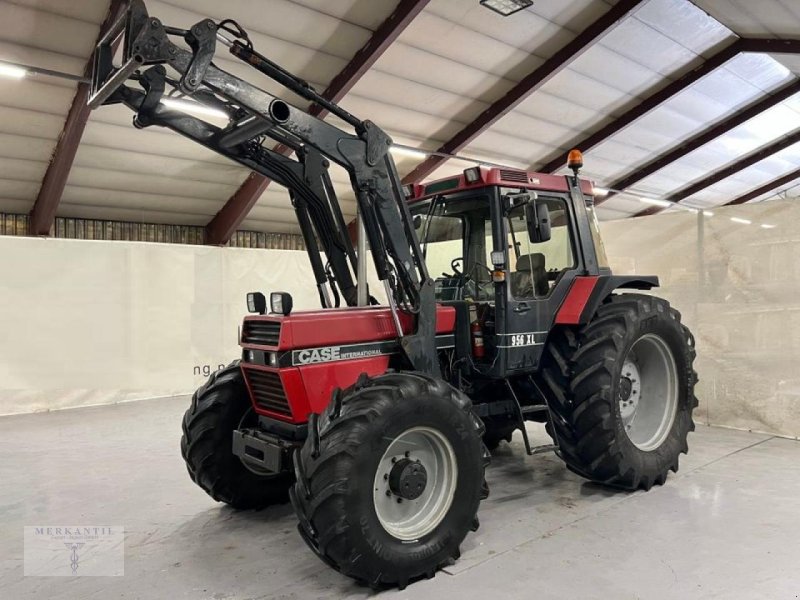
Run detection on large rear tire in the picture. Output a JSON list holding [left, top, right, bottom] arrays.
[[291, 372, 489, 589], [180, 361, 293, 509], [542, 294, 698, 490]]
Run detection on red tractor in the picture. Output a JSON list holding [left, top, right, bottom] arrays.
[[90, 1, 697, 589]]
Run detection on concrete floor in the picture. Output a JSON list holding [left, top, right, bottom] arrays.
[[1, 398, 799, 600]]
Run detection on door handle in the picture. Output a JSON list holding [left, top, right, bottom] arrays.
[[513, 303, 531, 313]]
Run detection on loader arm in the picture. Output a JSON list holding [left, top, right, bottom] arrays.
[[88, 0, 439, 375]]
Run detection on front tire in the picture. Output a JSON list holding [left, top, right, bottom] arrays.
[[291, 372, 489, 589], [542, 294, 697, 490], [180, 361, 293, 509]]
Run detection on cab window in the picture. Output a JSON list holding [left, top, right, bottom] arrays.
[[507, 196, 575, 299]]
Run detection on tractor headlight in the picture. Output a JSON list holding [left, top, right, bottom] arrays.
[[270, 292, 293, 316], [268, 352, 278, 367], [246, 292, 266, 314]]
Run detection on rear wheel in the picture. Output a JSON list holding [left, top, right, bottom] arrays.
[[180, 361, 293, 509], [541, 294, 697, 490], [291, 372, 489, 589]]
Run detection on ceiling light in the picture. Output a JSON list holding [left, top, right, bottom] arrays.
[[160, 97, 229, 120], [479, 0, 533, 16], [390, 145, 428, 159], [761, 223, 776, 229], [730, 217, 751, 225], [703, 211, 714, 217], [593, 187, 609, 196], [0, 62, 26, 79], [638, 197, 672, 208]]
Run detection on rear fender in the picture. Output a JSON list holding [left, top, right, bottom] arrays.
[[555, 275, 659, 325]]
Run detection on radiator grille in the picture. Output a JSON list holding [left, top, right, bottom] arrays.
[[499, 169, 529, 183], [242, 320, 281, 346], [244, 368, 291, 416]]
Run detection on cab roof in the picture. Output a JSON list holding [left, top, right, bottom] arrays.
[[408, 167, 594, 203]]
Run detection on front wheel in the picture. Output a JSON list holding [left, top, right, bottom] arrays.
[[291, 372, 489, 589], [542, 294, 698, 490], [180, 361, 293, 509]]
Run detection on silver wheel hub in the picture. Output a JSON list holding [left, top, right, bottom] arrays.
[[618, 334, 679, 451], [618, 359, 641, 422], [372, 427, 457, 541]]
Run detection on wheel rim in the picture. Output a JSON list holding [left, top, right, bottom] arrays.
[[372, 427, 457, 541], [618, 333, 679, 451]]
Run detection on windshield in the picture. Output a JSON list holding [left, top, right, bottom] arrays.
[[412, 195, 494, 302]]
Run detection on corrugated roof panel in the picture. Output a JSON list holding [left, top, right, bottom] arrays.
[[692, 0, 800, 38], [8, 0, 109, 24], [336, 94, 455, 147], [155, 0, 371, 65], [680, 141, 800, 206], [0, 2, 98, 58], [371, 42, 515, 107], [634, 0, 732, 51], [67, 166, 238, 201], [283, 0, 396, 30], [350, 69, 489, 132], [0, 133, 54, 163], [0, 105, 65, 139], [628, 101, 800, 199], [595, 192, 650, 217], [597, 17, 700, 79], [507, 90, 606, 139], [0, 157, 46, 182], [72, 145, 246, 186]]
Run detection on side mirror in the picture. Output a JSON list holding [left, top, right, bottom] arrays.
[[525, 201, 551, 243]]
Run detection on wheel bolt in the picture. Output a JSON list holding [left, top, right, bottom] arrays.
[[397, 498, 403, 504], [391, 457, 397, 463], [384, 473, 389, 480], [385, 490, 391, 497], [404, 451, 410, 458]]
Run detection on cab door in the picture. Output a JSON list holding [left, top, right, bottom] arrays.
[[500, 194, 581, 372]]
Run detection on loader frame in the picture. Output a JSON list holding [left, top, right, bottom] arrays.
[[89, 0, 441, 375]]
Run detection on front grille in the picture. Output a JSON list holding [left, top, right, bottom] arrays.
[[499, 169, 529, 183], [242, 320, 281, 346], [244, 368, 291, 416]]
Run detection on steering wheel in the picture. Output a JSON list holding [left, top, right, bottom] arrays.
[[449, 257, 492, 277], [450, 257, 464, 277]]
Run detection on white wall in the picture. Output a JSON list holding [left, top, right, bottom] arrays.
[[601, 198, 800, 439], [0, 237, 326, 415], [4, 198, 800, 439]]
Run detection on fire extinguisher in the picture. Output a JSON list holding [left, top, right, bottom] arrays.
[[471, 320, 485, 358], [468, 302, 485, 358]]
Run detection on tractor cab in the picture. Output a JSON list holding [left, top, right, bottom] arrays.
[[408, 164, 610, 376]]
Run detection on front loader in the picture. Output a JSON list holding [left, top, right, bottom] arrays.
[[89, 1, 698, 589]]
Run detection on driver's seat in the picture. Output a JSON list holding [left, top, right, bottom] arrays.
[[511, 253, 549, 298]]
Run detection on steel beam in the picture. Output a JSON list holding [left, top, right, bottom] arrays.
[[401, 0, 644, 185], [634, 128, 800, 216], [725, 167, 800, 205], [599, 79, 800, 204], [29, 0, 126, 236], [739, 38, 800, 54], [205, 0, 430, 245]]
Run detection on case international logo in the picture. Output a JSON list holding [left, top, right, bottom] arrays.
[[24, 526, 124, 576]]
